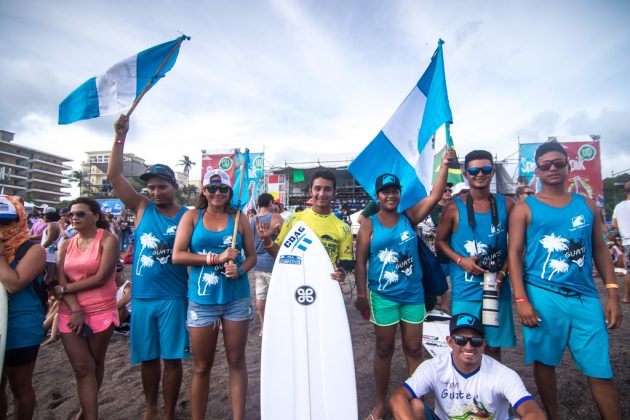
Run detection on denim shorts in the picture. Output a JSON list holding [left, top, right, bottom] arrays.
[[187, 297, 254, 328]]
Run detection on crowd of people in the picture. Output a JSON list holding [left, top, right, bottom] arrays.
[[0, 115, 627, 420]]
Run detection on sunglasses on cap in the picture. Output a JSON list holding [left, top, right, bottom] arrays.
[[205, 185, 230, 194], [68, 211, 94, 218], [537, 158, 568, 171], [466, 166, 493, 176], [451, 335, 484, 347]]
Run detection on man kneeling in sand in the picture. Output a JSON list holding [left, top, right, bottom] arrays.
[[390, 313, 544, 420]]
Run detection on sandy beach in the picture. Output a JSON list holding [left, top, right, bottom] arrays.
[[7, 268, 630, 419]]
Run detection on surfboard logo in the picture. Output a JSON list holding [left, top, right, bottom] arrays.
[[279, 255, 302, 265], [295, 285, 316, 305], [283, 226, 312, 252]]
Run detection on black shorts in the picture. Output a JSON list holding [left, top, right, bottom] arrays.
[[4, 344, 40, 367]]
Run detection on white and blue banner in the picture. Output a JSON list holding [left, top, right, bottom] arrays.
[[232, 150, 251, 211], [58, 36, 188, 125], [348, 40, 452, 211], [96, 198, 124, 216]]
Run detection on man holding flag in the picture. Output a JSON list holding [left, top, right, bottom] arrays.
[[347, 39, 456, 419], [108, 116, 189, 420]]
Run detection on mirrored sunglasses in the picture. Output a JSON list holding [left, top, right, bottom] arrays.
[[205, 185, 230, 194], [451, 335, 484, 347], [466, 166, 493, 176], [537, 158, 568, 171]]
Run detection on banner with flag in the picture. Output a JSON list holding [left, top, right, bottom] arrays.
[[247, 153, 265, 210], [59, 35, 188, 124], [348, 39, 453, 211]]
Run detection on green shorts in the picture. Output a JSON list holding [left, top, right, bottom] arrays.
[[369, 292, 426, 326]]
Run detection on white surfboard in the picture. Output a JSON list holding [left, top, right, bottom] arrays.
[[261, 222, 358, 420], [0, 286, 8, 378]]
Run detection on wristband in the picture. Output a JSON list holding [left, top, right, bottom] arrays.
[[498, 270, 507, 277], [263, 239, 274, 248], [605, 283, 619, 289], [237, 268, 245, 277], [515, 297, 528, 303], [357, 294, 368, 299], [456, 257, 462, 266], [206, 253, 212, 266], [211, 253, 216, 265]]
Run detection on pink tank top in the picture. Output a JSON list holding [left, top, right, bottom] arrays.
[[62, 228, 117, 314]]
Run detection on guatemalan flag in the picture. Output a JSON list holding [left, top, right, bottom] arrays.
[[348, 39, 452, 211], [58, 35, 188, 125]]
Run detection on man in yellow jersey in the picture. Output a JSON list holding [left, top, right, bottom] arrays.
[[258, 170, 354, 282]]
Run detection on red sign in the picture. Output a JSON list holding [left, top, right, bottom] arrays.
[[201, 151, 236, 185], [561, 139, 603, 206]]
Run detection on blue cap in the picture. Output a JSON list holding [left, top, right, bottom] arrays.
[[450, 313, 484, 337]]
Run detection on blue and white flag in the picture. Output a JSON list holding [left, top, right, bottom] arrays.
[[232, 149, 251, 211], [348, 40, 452, 211], [58, 36, 188, 125]]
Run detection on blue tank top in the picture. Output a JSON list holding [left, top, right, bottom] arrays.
[[132, 202, 188, 299], [188, 211, 249, 304], [449, 194, 511, 301], [368, 214, 424, 304], [251, 213, 277, 273], [8, 250, 44, 349], [524, 193, 597, 297]]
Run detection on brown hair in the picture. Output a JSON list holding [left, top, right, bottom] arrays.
[[69, 196, 109, 230]]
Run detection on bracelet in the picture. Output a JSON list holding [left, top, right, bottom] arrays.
[[498, 270, 507, 277], [605, 283, 619, 289], [263, 239, 274, 248], [456, 257, 462, 266], [115, 136, 124, 144], [357, 294, 368, 299], [206, 253, 211, 265], [515, 297, 528, 303]]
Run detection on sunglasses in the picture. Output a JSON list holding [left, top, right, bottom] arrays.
[[521, 191, 534, 197], [68, 211, 93, 218], [466, 166, 493, 176], [444, 188, 452, 192], [205, 185, 230, 194], [537, 158, 568, 171], [451, 335, 484, 347]]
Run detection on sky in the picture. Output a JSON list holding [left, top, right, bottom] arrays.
[[2, 0, 629, 194]]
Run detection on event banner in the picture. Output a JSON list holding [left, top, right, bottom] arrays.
[[96, 198, 124, 216], [200, 150, 265, 210], [201, 150, 236, 185], [519, 135, 603, 206]]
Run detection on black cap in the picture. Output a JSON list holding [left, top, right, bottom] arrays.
[[375, 173, 401, 193], [450, 313, 484, 337], [140, 164, 177, 184]]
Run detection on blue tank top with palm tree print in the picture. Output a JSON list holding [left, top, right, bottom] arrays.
[[368, 214, 424, 304], [524, 193, 597, 297]]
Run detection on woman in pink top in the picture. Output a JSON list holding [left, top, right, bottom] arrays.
[[53, 197, 119, 420]]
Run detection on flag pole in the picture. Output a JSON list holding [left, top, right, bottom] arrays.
[[125, 35, 190, 118]]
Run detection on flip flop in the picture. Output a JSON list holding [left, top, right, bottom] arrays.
[[364, 408, 384, 420]]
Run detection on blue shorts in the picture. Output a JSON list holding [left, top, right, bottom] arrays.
[[187, 297, 253, 328], [452, 299, 516, 348], [130, 298, 190, 365], [523, 283, 612, 379]]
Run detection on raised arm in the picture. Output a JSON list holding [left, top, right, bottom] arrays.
[[107, 115, 148, 215], [405, 148, 456, 225]]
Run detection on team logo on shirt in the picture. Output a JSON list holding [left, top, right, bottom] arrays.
[[400, 230, 412, 242], [571, 215, 586, 228], [136, 232, 174, 276], [165, 225, 177, 235], [539, 232, 587, 280]]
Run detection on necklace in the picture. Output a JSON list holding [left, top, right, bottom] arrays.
[[77, 235, 96, 251]]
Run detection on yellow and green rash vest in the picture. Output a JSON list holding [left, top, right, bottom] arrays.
[[275, 208, 353, 266]]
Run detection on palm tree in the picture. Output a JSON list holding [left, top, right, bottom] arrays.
[[377, 249, 399, 290], [200, 271, 219, 295], [177, 155, 196, 184], [136, 233, 160, 275], [548, 259, 569, 281], [382, 271, 400, 290], [539, 233, 569, 278], [69, 170, 90, 195]]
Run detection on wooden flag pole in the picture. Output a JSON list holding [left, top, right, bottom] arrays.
[[125, 35, 189, 118]]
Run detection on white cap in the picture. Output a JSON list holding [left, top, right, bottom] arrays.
[[452, 182, 470, 196], [44, 207, 57, 214], [203, 169, 232, 187], [0, 196, 17, 219]]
